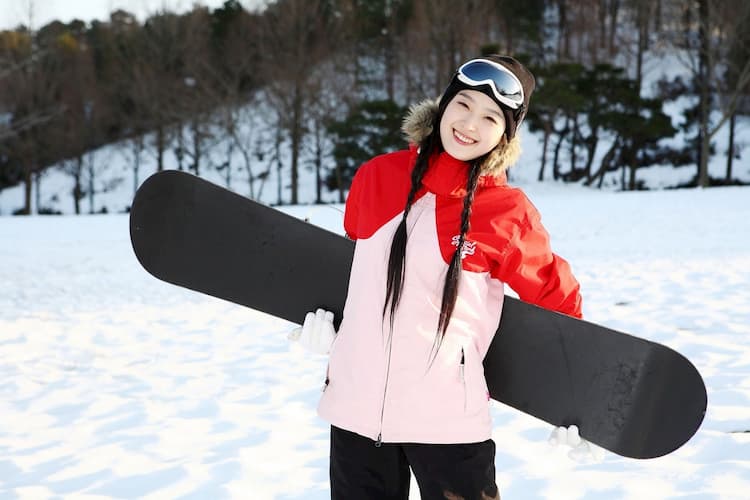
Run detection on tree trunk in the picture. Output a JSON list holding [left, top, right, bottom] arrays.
[[698, 0, 711, 187], [552, 124, 568, 181], [240, 147, 255, 200], [191, 121, 202, 177], [225, 140, 234, 188], [538, 124, 551, 181], [608, 0, 620, 56], [134, 151, 140, 198], [336, 162, 345, 203], [635, 0, 647, 91], [133, 137, 143, 197], [384, 15, 396, 102], [74, 156, 83, 215], [557, 0, 569, 60], [598, 0, 607, 56], [583, 135, 598, 183], [569, 115, 579, 177], [290, 81, 303, 205], [34, 170, 41, 214], [88, 156, 95, 214], [654, 0, 662, 32], [629, 162, 637, 190], [156, 125, 165, 172], [176, 126, 185, 171], [587, 136, 619, 188], [628, 8, 647, 190], [22, 160, 32, 215], [726, 111, 735, 182], [276, 128, 283, 206], [314, 125, 323, 204]]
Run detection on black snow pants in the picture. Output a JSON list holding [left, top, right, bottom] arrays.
[[329, 425, 500, 500]]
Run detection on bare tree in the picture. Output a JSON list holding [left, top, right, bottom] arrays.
[[304, 57, 353, 203], [138, 11, 185, 173], [1, 24, 68, 214], [0, 48, 61, 144], [231, 98, 274, 199], [51, 18, 117, 213], [179, 8, 222, 178], [407, 0, 492, 96], [258, 0, 343, 204], [721, 3, 750, 183], [665, 0, 750, 186], [105, 10, 155, 196]]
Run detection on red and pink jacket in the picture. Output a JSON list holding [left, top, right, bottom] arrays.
[[317, 147, 582, 444]]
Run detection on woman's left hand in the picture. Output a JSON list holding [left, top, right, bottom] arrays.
[[548, 425, 605, 462]]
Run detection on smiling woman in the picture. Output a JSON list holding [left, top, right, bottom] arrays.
[[288, 54, 586, 500]]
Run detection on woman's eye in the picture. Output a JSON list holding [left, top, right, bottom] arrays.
[[485, 116, 497, 124], [458, 101, 469, 109]]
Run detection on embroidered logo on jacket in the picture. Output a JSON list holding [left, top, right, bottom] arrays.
[[451, 235, 477, 259]]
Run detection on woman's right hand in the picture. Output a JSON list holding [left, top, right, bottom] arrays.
[[288, 309, 337, 355]]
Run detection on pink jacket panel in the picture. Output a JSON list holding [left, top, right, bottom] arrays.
[[318, 193, 501, 444]]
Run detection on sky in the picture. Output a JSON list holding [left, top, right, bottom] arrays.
[[0, 0, 266, 30]]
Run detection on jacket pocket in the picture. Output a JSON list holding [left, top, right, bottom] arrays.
[[323, 330, 343, 392], [461, 344, 489, 416]]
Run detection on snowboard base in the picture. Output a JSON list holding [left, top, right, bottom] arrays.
[[130, 171, 707, 459]]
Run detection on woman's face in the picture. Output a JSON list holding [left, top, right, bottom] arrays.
[[439, 90, 506, 162]]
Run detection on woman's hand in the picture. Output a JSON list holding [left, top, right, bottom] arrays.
[[548, 425, 605, 462], [288, 309, 337, 355]]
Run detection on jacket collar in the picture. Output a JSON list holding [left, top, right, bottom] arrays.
[[418, 149, 507, 198]]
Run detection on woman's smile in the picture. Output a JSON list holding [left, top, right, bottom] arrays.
[[452, 129, 477, 145]]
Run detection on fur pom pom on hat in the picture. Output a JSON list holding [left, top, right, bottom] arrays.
[[401, 98, 522, 178]]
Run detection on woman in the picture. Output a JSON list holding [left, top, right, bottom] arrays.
[[294, 55, 582, 500]]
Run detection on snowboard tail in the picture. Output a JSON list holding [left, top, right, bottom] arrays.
[[130, 170, 707, 459]]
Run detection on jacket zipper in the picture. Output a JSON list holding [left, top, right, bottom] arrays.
[[460, 348, 466, 412], [375, 329, 395, 447]]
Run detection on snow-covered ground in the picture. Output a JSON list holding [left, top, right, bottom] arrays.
[[2, 179, 749, 499]]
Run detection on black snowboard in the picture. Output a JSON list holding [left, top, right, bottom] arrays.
[[130, 170, 707, 459]]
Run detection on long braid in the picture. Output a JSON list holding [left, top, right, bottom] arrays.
[[431, 160, 483, 357], [386, 88, 490, 350], [383, 132, 440, 326]]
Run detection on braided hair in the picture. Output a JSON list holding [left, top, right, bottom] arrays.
[[383, 91, 495, 355]]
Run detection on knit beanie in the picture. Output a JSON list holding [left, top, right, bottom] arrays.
[[438, 55, 535, 141]]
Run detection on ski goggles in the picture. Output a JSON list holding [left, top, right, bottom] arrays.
[[456, 59, 524, 110]]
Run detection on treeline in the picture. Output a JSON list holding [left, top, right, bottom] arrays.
[[1, 0, 749, 214]]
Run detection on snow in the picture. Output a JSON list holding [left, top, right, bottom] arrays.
[[2, 178, 750, 499]]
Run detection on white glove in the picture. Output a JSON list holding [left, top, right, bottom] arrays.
[[548, 425, 605, 462], [288, 309, 337, 355]]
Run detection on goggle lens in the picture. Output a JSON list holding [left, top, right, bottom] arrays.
[[458, 60, 524, 109]]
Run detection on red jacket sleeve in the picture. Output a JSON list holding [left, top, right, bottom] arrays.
[[343, 164, 365, 240], [492, 208, 583, 318]]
